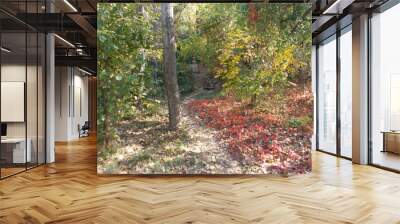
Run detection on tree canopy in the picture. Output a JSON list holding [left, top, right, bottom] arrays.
[[97, 3, 311, 149]]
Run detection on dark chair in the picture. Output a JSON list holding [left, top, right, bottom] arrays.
[[79, 121, 90, 138]]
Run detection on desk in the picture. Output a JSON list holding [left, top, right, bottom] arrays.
[[381, 131, 400, 154], [1, 138, 31, 163]]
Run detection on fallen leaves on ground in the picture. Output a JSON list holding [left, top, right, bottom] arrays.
[[98, 90, 312, 176], [187, 90, 312, 175]]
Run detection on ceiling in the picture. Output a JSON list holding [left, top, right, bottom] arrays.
[[1, 0, 397, 74], [311, 0, 391, 43], [0, 0, 97, 74]]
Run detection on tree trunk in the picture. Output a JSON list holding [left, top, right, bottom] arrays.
[[248, 3, 258, 26], [104, 93, 111, 149], [249, 94, 257, 108], [135, 5, 147, 113], [161, 3, 180, 130]]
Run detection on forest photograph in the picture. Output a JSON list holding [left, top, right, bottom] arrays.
[[97, 3, 312, 175]]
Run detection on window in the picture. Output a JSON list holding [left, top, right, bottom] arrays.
[[370, 3, 400, 171], [317, 35, 337, 154], [0, 2, 47, 179], [339, 26, 352, 158]]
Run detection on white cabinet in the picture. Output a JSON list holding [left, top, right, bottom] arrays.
[[1, 138, 32, 163]]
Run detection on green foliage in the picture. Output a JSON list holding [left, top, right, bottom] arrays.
[[288, 118, 303, 128], [127, 151, 152, 168], [177, 52, 195, 95], [97, 3, 312, 150], [287, 116, 312, 128], [179, 3, 312, 103], [97, 3, 163, 148], [164, 156, 185, 169], [193, 90, 222, 100]]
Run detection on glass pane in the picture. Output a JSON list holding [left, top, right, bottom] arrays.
[[38, 32, 45, 165], [0, 0, 46, 178], [26, 0, 38, 169], [318, 35, 337, 154], [340, 27, 352, 158], [1, 31, 27, 177], [371, 4, 400, 171], [312, 45, 317, 151], [27, 31, 38, 169]]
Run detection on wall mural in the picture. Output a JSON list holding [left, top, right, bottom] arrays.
[[97, 3, 312, 176]]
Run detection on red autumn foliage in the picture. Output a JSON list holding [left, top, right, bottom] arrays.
[[287, 89, 313, 117], [187, 91, 312, 175]]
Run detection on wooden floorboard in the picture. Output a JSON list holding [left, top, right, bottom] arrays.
[[1, 135, 400, 223]]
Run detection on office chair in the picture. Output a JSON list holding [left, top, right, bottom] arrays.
[[79, 121, 90, 138]]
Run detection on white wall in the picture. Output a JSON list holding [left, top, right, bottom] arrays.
[[1, 64, 26, 138], [55, 67, 89, 141], [55, 66, 70, 141], [1, 63, 46, 164], [1, 64, 42, 138], [72, 72, 89, 138]]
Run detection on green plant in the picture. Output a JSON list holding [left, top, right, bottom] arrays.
[[287, 116, 312, 128], [127, 151, 152, 168]]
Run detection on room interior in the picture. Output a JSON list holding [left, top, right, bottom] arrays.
[[0, 28, 46, 178], [0, 0, 96, 179], [369, 4, 400, 170], [312, 0, 400, 172]]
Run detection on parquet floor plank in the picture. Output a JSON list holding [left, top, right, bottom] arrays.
[[0, 136, 400, 223]]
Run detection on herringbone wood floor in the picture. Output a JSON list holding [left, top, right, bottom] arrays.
[[1, 136, 400, 224]]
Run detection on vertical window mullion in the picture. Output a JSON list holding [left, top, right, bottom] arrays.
[[36, 0, 39, 167], [25, 0, 28, 171], [316, 44, 320, 151], [336, 29, 341, 157], [367, 11, 373, 165]]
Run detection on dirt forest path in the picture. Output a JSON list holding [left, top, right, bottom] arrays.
[[178, 91, 245, 174], [98, 91, 246, 174]]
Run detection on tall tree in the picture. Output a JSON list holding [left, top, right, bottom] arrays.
[[161, 3, 180, 130]]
